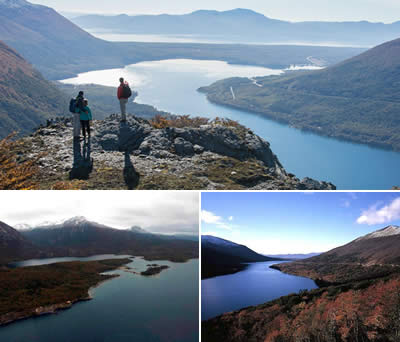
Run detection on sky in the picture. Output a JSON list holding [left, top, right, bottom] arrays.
[[29, 0, 400, 23], [1, 191, 199, 235], [201, 192, 400, 254]]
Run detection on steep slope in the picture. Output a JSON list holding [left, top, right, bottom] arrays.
[[202, 235, 280, 279], [0, 40, 67, 138], [12, 115, 335, 190], [72, 8, 400, 46], [0, 221, 39, 264], [20, 217, 198, 262], [274, 225, 400, 284], [200, 37, 400, 150], [0, 0, 119, 79]]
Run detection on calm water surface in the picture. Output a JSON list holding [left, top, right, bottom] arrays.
[[202, 261, 318, 321], [61, 59, 400, 189], [1, 256, 199, 342]]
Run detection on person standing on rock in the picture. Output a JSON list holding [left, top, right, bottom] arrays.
[[80, 99, 92, 139], [117, 77, 132, 122], [73, 91, 85, 139]]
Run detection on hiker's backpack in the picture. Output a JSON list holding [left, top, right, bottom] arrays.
[[122, 84, 132, 98], [69, 98, 77, 113]]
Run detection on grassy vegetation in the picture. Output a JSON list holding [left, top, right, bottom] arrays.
[[0, 133, 42, 190], [0, 259, 130, 325], [150, 114, 246, 130]]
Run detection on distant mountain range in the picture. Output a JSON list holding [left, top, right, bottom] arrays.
[[0, 217, 198, 264], [265, 253, 320, 260], [72, 8, 400, 47], [202, 235, 281, 279], [0, 40, 67, 138], [0, 0, 365, 81], [200, 36, 400, 151]]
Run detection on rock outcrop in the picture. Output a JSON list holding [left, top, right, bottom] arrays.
[[21, 115, 335, 190]]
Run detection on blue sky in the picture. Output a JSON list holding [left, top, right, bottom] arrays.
[[30, 0, 400, 23], [201, 192, 400, 254]]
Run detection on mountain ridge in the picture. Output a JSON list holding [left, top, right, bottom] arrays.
[[10, 115, 336, 190], [0, 218, 198, 264], [200, 36, 400, 151], [72, 9, 400, 46], [202, 235, 281, 279]]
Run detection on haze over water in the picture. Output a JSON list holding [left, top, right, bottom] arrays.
[[62, 59, 400, 189]]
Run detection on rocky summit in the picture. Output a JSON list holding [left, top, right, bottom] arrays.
[[20, 115, 335, 190]]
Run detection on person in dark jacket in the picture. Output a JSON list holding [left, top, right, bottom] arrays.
[[80, 99, 92, 139], [117, 77, 129, 122], [73, 91, 84, 138]]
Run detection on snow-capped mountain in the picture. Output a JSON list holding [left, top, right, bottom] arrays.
[[355, 225, 400, 242], [300, 225, 400, 266], [129, 226, 150, 234]]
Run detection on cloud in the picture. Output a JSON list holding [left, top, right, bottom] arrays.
[[201, 210, 223, 224], [357, 197, 400, 225], [1, 191, 199, 235], [201, 210, 233, 230]]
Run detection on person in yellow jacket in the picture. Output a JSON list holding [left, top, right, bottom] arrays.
[[80, 99, 92, 139]]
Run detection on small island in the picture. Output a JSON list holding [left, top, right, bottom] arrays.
[[140, 265, 170, 276], [0, 258, 131, 326]]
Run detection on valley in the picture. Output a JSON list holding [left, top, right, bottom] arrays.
[[0, 216, 199, 339], [59, 59, 400, 189], [1, 0, 400, 190], [202, 225, 400, 341]]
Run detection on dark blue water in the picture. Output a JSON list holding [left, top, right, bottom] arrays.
[[62, 59, 400, 189], [201, 261, 318, 321], [0, 256, 199, 342]]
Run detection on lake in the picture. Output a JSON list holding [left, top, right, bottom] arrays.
[[0, 256, 199, 342], [61, 59, 400, 189], [201, 261, 318, 321]]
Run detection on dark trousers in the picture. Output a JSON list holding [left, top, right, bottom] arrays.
[[81, 120, 90, 137]]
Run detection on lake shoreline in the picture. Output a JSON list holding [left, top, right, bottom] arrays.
[[0, 273, 120, 327], [202, 261, 318, 321], [201, 89, 400, 154]]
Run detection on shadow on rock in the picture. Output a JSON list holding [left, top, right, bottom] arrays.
[[123, 151, 140, 189], [69, 138, 93, 180]]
